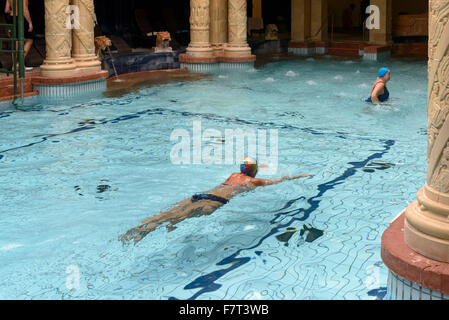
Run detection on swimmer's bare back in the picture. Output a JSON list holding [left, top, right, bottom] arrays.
[[119, 172, 312, 244]]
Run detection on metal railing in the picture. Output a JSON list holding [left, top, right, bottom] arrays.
[[0, 0, 25, 104]]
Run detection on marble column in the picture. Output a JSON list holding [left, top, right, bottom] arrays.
[[71, 0, 101, 73], [404, 0, 449, 262], [368, 0, 392, 45], [310, 0, 327, 42], [210, 0, 227, 56], [187, 0, 214, 58], [40, 0, 77, 77], [291, 0, 311, 42], [224, 0, 251, 58]]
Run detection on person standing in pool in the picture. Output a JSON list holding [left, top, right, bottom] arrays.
[[120, 157, 313, 244], [366, 67, 391, 103]]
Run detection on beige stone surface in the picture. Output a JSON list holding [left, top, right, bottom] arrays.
[[369, 0, 392, 45], [40, 0, 77, 77], [224, 0, 251, 58], [404, 0, 449, 263], [71, 0, 101, 73], [187, 0, 213, 58], [210, 0, 227, 55], [311, 0, 327, 42], [291, 0, 311, 42]]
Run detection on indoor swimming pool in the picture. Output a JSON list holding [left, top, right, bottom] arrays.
[[0, 56, 428, 299]]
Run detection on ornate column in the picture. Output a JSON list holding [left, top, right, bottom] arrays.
[[71, 0, 101, 73], [186, 0, 214, 58], [404, 0, 449, 262], [310, 0, 327, 42], [291, 0, 311, 42], [368, 0, 392, 45], [224, 0, 251, 58], [40, 0, 77, 77], [210, 0, 227, 56]]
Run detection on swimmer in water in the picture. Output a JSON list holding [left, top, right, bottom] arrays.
[[366, 67, 391, 103], [120, 157, 313, 244]]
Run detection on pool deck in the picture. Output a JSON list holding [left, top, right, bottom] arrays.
[[382, 213, 449, 295]]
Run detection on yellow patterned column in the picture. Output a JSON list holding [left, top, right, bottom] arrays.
[[291, 0, 311, 42], [224, 0, 251, 58], [187, 0, 214, 58], [210, 0, 227, 56], [404, 0, 449, 262], [311, 0, 327, 42], [71, 0, 101, 73], [40, 0, 77, 77], [368, 0, 392, 45]]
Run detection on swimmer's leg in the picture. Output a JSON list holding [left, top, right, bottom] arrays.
[[120, 198, 225, 244]]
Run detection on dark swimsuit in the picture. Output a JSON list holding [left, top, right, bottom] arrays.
[[366, 80, 389, 103], [191, 194, 229, 204], [5, 15, 35, 39]]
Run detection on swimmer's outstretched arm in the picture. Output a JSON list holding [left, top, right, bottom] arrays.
[[251, 174, 313, 187]]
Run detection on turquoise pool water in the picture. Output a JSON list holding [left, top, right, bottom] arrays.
[[0, 56, 427, 299]]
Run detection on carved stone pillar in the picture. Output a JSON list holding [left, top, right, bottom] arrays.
[[368, 0, 392, 45], [40, 0, 77, 77], [291, 0, 311, 42], [71, 0, 101, 73], [404, 0, 449, 262], [187, 0, 214, 58], [311, 0, 327, 42], [210, 0, 227, 56], [224, 0, 251, 58]]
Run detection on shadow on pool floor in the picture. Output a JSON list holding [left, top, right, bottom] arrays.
[[104, 69, 210, 98]]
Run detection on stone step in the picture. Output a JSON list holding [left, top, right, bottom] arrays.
[[328, 41, 364, 49], [0, 90, 39, 102], [0, 77, 35, 99], [327, 47, 360, 56]]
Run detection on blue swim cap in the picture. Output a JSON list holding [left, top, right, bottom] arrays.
[[378, 67, 390, 78]]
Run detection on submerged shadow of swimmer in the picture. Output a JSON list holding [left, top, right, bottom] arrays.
[[120, 157, 313, 245]]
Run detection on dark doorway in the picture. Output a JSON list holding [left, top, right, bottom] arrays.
[[261, 0, 291, 37]]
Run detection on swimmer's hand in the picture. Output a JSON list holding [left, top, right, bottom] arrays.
[[259, 163, 269, 168], [279, 174, 313, 182], [290, 174, 313, 179]]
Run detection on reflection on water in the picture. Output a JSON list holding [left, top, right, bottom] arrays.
[[105, 69, 210, 98]]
